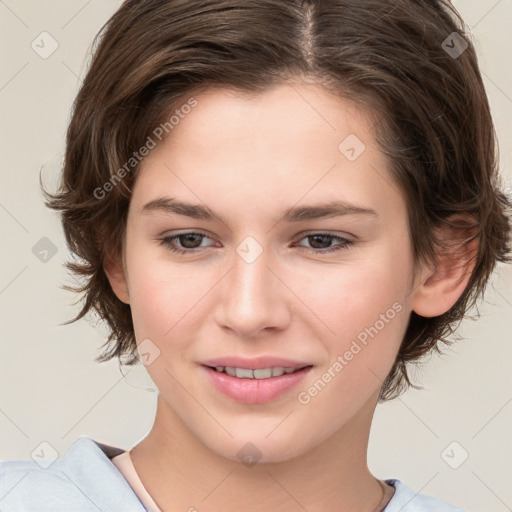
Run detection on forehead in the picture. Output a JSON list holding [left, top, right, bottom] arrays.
[[130, 83, 404, 224], [163, 83, 377, 153]]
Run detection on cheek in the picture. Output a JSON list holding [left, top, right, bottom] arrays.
[[302, 245, 411, 338], [297, 245, 412, 391], [125, 246, 202, 342], [293, 262, 411, 428]]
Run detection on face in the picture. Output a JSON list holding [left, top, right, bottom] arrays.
[[113, 83, 422, 463]]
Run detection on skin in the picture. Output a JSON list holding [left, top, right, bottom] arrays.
[[105, 82, 476, 512]]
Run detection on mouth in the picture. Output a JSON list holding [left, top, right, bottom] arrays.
[[200, 363, 314, 404], [205, 365, 312, 379]]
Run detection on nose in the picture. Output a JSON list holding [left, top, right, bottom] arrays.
[[214, 243, 291, 339]]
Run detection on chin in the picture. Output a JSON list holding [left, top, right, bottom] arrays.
[[204, 430, 316, 467]]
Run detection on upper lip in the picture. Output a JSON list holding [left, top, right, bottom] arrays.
[[200, 356, 312, 370]]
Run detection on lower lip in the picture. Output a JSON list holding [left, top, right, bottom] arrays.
[[201, 365, 313, 404]]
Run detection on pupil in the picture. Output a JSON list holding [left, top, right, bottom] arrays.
[[309, 234, 330, 249], [181, 233, 202, 248]]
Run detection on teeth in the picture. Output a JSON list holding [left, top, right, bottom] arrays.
[[235, 368, 253, 379], [214, 366, 302, 379], [253, 368, 272, 379], [225, 366, 237, 377], [271, 367, 285, 377]]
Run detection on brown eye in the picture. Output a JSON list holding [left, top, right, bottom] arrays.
[[296, 233, 353, 254], [176, 233, 205, 249], [160, 231, 213, 254]]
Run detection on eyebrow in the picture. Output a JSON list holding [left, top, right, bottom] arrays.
[[141, 197, 379, 224]]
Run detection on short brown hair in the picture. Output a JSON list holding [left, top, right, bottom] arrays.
[[43, 0, 512, 400]]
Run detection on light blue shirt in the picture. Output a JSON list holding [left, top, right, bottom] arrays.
[[0, 436, 465, 511]]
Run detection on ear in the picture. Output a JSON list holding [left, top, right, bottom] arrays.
[[103, 246, 130, 305], [412, 215, 479, 318]]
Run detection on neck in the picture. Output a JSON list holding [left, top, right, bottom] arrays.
[[130, 391, 385, 512]]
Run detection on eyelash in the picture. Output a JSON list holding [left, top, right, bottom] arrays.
[[159, 231, 354, 255]]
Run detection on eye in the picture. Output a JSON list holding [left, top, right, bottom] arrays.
[[294, 232, 354, 254], [159, 231, 354, 255], [159, 231, 214, 254]]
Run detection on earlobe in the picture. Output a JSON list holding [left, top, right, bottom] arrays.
[[412, 219, 479, 318], [103, 249, 130, 305]]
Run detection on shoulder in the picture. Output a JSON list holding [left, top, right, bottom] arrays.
[[384, 479, 466, 512], [0, 436, 145, 511]]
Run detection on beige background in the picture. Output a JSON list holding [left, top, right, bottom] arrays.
[[0, 1, 511, 510]]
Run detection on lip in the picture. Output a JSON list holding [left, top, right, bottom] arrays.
[[200, 363, 313, 405], [200, 356, 312, 370]]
